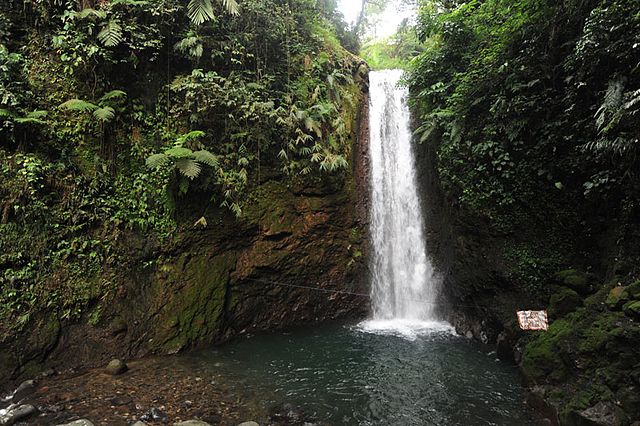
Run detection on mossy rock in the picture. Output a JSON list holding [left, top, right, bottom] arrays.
[[605, 286, 629, 310], [554, 269, 592, 294], [549, 287, 582, 319], [625, 280, 640, 299], [622, 301, 640, 319], [521, 319, 572, 383]]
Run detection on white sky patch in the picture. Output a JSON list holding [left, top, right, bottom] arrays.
[[338, 0, 416, 39]]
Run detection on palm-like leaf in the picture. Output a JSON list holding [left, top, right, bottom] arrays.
[[0, 109, 14, 118], [221, 0, 240, 16], [176, 130, 206, 144], [187, 0, 215, 25], [176, 158, 202, 179], [93, 106, 116, 122], [59, 99, 98, 112], [98, 20, 124, 47], [73, 8, 107, 19], [193, 150, 219, 167]]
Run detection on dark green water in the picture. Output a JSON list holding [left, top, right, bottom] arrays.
[[180, 322, 540, 426]]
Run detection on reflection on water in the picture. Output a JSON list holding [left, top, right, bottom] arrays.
[[179, 323, 540, 426]]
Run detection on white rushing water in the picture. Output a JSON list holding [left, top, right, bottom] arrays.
[[358, 70, 452, 339]]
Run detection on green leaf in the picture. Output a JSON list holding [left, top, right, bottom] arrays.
[[59, 99, 98, 112], [93, 106, 115, 122], [193, 150, 219, 167], [146, 153, 171, 169], [176, 158, 201, 179], [165, 147, 194, 159], [98, 20, 124, 47], [187, 0, 216, 25], [99, 90, 127, 103]]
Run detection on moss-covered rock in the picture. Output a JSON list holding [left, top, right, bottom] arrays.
[[605, 286, 629, 310], [622, 301, 640, 319], [554, 269, 592, 294], [549, 287, 582, 319], [521, 318, 573, 383]]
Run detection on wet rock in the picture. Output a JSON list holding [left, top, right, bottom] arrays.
[[109, 395, 133, 406], [0, 404, 37, 425], [269, 403, 316, 425], [57, 420, 95, 426], [174, 421, 213, 426], [105, 359, 128, 375], [568, 402, 626, 426], [11, 380, 36, 402], [140, 407, 168, 423], [238, 422, 259, 426], [495, 332, 514, 363]]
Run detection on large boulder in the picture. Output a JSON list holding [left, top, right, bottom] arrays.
[[0, 404, 37, 426], [565, 402, 626, 426], [554, 269, 592, 294], [549, 287, 582, 319]]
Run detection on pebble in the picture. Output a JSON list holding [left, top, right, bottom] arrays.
[[174, 421, 213, 426], [238, 422, 259, 426], [0, 404, 37, 425], [131, 422, 148, 426], [105, 359, 129, 375], [56, 420, 95, 426]]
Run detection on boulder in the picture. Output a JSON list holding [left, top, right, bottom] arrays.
[[605, 287, 629, 310], [495, 332, 515, 363], [11, 380, 35, 402], [105, 359, 128, 375], [549, 287, 582, 319], [622, 301, 640, 319], [0, 404, 37, 425], [567, 402, 626, 426], [554, 269, 592, 294]]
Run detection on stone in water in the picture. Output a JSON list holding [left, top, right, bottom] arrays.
[[517, 310, 548, 331]]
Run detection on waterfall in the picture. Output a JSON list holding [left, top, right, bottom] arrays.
[[360, 70, 449, 337]]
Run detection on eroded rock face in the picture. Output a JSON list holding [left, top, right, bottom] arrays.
[[0, 74, 371, 389]]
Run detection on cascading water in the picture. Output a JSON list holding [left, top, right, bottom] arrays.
[[360, 69, 450, 337]]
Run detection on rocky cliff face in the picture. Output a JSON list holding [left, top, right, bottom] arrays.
[[0, 85, 371, 390], [415, 136, 640, 425]]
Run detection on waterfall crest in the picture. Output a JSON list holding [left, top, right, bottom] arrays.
[[359, 70, 450, 338]]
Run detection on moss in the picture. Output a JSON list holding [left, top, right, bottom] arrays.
[[548, 287, 582, 319], [554, 269, 591, 294], [605, 286, 629, 310], [521, 318, 573, 383], [577, 312, 625, 354], [622, 300, 640, 318], [625, 280, 640, 299]]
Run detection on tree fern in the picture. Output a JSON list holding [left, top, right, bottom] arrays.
[[165, 146, 193, 158], [100, 90, 127, 103], [146, 153, 171, 169], [93, 106, 115, 122], [98, 20, 124, 47], [59, 99, 98, 112], [73, 8, 107, 20], [176, 158, 202, 179], [193, 150, 219, 167]]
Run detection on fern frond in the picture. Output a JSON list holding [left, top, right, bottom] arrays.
[[166, 147, 194, 159], [99, 90, 127, 103], [187, 0, 216, 25], [73, 8, 107, 20], [176, 130, 206, 144], [59, 99, 98, 112], [176, 158, 202, 179], [0, 109, 14, 118], [193, 150, 219, 167], [146, 153, 171, 169], [93, 106, 116, 122], [26, 110, 48, 119], [110, 0, 149, 5], [98, 20, 124, 47]]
